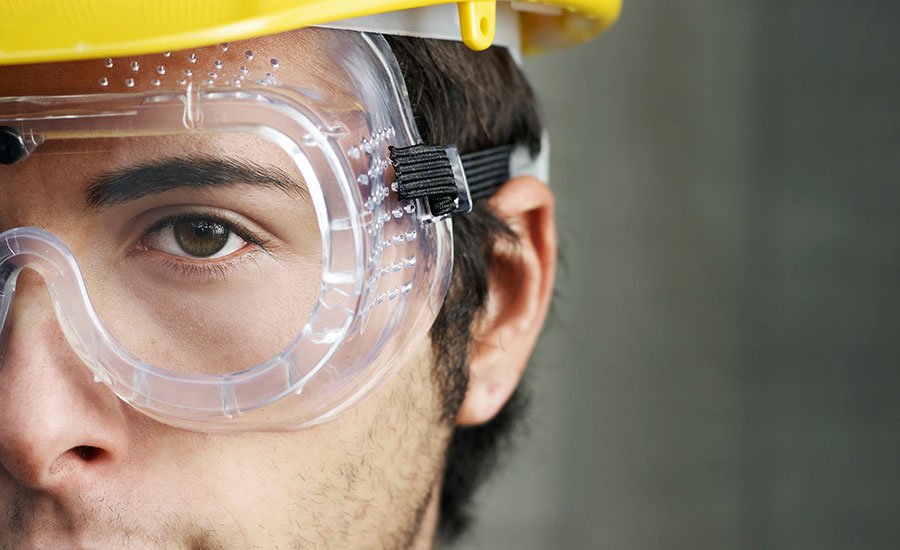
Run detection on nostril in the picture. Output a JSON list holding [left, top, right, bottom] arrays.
[[72, 445, 101, 461], [45, 445, 106, 479]]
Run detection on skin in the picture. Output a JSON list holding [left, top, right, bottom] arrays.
[[0, 28, 557, 549]]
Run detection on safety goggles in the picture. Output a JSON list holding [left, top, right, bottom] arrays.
[[0, 25, 545, 431]]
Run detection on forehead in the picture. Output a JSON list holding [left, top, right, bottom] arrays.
[[0, 27, 347, 97], [0, 27, 371, 175], [0, 28, 374, 205]]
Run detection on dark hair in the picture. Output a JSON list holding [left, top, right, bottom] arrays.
[[384, 35, 543, 544]]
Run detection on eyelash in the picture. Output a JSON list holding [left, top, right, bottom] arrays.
[[140, 212, 273, 279]]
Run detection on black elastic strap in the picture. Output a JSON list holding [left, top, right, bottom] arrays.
[[461, 145, 514, 201], [389, 143, 515, 217]]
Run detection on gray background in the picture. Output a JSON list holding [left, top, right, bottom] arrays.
[[461, 1, 900, 549]]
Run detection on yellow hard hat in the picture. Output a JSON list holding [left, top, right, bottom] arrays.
[[0, 0, 621, 66]]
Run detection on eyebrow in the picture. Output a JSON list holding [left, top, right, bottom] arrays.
[[85, 155, 307, 208]]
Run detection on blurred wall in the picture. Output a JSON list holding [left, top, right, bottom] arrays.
[[459, 1, 900, 549]]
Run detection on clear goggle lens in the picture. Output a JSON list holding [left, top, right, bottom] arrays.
[[0, 27, 464, 429], [12, 131, 322, 376]]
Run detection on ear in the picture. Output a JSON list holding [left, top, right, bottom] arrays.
[[455, 175, 557, 426]]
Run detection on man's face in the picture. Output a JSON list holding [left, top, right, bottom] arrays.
[[0, 31, 453, 548]]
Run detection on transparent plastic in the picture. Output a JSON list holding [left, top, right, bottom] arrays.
[[0, 28, 453, 431]]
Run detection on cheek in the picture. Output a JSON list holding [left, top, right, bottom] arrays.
[[125, 337, 451, 545], [85, 263, 320, 373]]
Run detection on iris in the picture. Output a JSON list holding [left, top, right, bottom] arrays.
[[174, 219, 230, 258]]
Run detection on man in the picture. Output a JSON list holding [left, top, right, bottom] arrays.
[[0, 1, 619, 547]]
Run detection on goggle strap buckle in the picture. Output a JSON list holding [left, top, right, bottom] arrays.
[[389, 143, 472, 222]]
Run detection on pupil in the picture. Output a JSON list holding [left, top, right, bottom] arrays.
[[174, 219, 229, 257]]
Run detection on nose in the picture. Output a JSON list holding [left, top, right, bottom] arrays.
[[0, 269, 128, 493]]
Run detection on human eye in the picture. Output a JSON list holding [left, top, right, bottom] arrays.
[[139, 212, 271, 264]]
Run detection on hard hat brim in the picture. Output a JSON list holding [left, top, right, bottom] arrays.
[[0, 0, 621, 65]]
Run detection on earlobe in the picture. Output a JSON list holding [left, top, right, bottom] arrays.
[[455, 176, 557, 427]]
